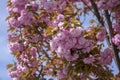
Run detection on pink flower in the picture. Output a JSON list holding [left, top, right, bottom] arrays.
[[11, 0, 29, 8], [98, 48, 113, 65], [97, 0, 119, 10], [70, 27, 82, 37], [43, 1, 57, 12], [57, 1, 66, 13], [19, 54, 27, 62], [8, 34, 18, 41], [64, 37, 77, 49], [18, 10, 36, 26], [50, 38, 59, 51], [96, 28, 106, 42], [25, 1, 39, 11], [22, 66, 29, 72], [58, 66, 67, 79], [8, 71, 19, 78], [56, 46, 70, 57], [64, 53, 79, 61], [57, 14, 65, 22], [82, 40, 93, 53], [56, 31, 66, 40], [7, 17, 20, 28], [8, 42, 24, 54], [76, 36, 86, 49], [50, 41, 57, 51], [97, 0, 108, 10], [30, 47, 37, 58], [13, 78, 20, 80], [6, 6, 14, 13], [83, 55, 95, 64], [52, 14, 65, 26], [112, 34, 120, 49], [113, 23, 120, 33], [32, 60, 39, 67], [11, 0, 29, 13], [50, 27, 94, 60]]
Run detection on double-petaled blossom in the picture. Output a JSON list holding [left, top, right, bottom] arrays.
[[7, 17, 20, 28], [50, 27, 94, 61], [30, 47, 37, 58], [52, 14, 65, 27], [58, 66, 67, 79], [11, 0, 29, 13], [41, 0, 66, 13], [18, 10, 36, 26], [98, 48, 113, 65], [83, 55, 95, 64], [69, 27, 82, 37], [8, 42, 24, 54], [42, 1, 57, 12], [97, 0, 119, 10], [25, 1, 39, 11], [8, 34, 19, 42], [113, 23, 120, 33], [7, 0, 117, 79], [50, 28, 81, 61], [96, 28, 106, 42], [8, 70, 19, 78], [112, 34, 120, 49], [13, 78, 20, 80]]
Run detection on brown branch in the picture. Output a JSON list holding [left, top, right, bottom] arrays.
[[88, 0, 111, 46], [89, 0, 120, 72], [90, 0, 104, 26], [104, 10, 120, 71]]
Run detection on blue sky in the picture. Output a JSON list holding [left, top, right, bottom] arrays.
[[0, 0, 13, 80], [0, 0, 119, 80]]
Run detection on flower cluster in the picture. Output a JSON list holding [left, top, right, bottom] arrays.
[[96, 27, 107, 42], [6, 0, 116, 80], [8, 42, 24, 54], [7, 0, 40, 80], [97, 0, 119, 10], [10, 0, 29, 13], [57, 65, 68, 79], [50, 27, 82, 61], [41, 0, 66, 13], [112, 9, 120, 50], [95, 0, 120, 51], [112, 34, 120, 49], [112, 10, 120, 50], [83, 55, 95, 64], [8, 47, 39, 80], [98, 48, 113, 65], [7, 0, 38, 27], [52, 27, 114, 79], [50, 26, 114, 79]]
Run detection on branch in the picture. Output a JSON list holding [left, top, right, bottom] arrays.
[[89, 0, 120, 72], [90, 0, 104, 26], [89, 0, 111, 46], [104, 10, 120, 71]]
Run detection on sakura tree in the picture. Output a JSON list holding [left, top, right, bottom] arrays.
[[6, 0, 120, 80]]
